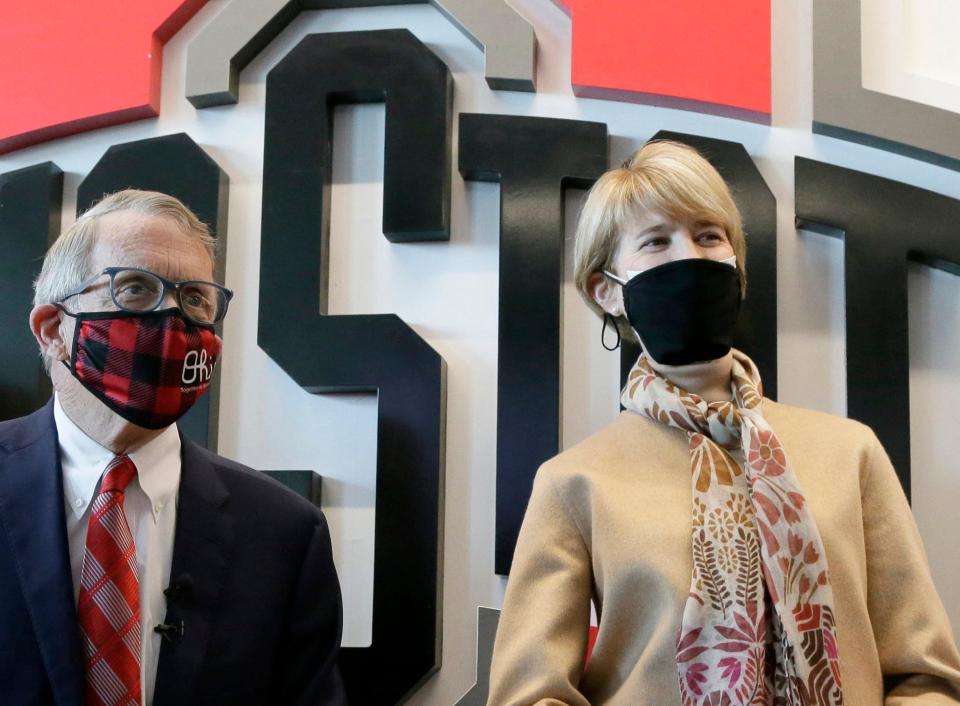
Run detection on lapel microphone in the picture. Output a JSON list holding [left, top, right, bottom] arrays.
[[155, 573, 194, 643], [153, 620, 184, 642], [162, 573, 194, 603]]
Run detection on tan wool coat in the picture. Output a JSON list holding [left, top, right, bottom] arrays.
[[487, 400, 960, 705]]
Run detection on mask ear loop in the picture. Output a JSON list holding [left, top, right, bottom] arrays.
[[51, 302, 79, 374], [601, 312, 621, 351]]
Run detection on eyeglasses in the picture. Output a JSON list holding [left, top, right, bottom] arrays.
[[57, 267, 234, 326]]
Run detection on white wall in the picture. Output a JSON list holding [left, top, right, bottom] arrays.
[[1, 1, 957, 703], [862, 0, 960, 114]]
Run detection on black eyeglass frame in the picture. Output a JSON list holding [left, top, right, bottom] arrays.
[[56, 266, 234, 326]]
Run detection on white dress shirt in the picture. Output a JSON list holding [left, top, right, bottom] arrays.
[[55, 394, 181, 706]]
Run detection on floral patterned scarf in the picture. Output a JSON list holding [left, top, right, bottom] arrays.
[[620, 349, 843, 706]]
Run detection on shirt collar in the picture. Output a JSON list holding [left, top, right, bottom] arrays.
[[55, 394, 182, 521], [128, 418, 181, 521]]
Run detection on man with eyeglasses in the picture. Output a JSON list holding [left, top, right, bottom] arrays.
[[0, 190, 347, 706]]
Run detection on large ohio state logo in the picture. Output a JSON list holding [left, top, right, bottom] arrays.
[[1, 2, 959, 704]]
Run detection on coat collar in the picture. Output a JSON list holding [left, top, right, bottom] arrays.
[[152, 433, 234, 706], [0, 399, 84, 706]]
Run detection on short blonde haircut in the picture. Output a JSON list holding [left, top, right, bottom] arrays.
[[33, 189, 217, 370], [573, 140, 747, 336]]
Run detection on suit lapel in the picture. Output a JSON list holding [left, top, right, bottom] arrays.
[[153, 437, 234, 706], [0, 401, 84, 706]]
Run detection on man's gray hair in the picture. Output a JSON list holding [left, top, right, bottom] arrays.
[[33, 189, 217, 309], [33, 189, 218, 371]]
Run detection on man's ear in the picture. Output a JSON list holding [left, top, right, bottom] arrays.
[[586, 271, 624, 317], [30, 304, 69, 364]]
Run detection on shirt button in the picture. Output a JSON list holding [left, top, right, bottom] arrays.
[[155, 503, 163, 513], [74, 498, 83, 509]]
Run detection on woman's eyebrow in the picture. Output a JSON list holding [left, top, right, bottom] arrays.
[[637, 223, 671, 237]]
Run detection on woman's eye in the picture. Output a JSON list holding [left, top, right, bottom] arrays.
[[698, 231, 724, 242], [639, 237, 669, 249]]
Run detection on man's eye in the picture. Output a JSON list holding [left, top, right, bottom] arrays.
[[116, 283, 151, 298], [183, 291, 212, 311]]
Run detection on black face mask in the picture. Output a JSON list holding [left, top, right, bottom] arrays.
[[607, 258, 741, 365]]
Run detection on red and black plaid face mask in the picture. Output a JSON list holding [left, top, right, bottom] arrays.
[[60, 308, 222, 429]]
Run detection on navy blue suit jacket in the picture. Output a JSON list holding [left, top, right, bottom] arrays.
[[0, 401, 347, 705]]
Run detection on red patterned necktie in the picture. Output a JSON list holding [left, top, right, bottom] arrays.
[[77, 455, 142, 706]]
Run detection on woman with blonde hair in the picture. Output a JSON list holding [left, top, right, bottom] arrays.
[[486, 140, 960, 705]]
